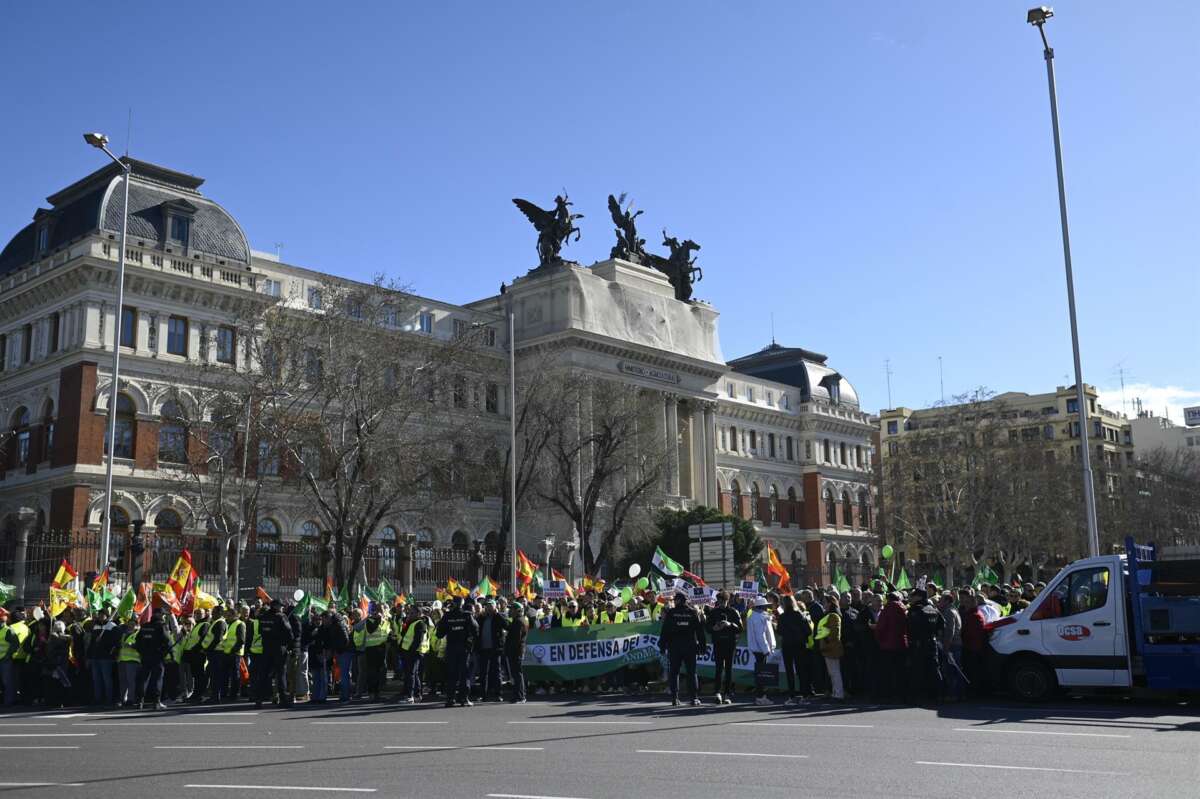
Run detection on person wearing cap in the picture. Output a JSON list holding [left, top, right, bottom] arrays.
[[436, 597, 478, 707], [657, 592, 706, 707], [746, 596, 776, 705], [905, 585, 944, 704], [505, 601, 529, 703]]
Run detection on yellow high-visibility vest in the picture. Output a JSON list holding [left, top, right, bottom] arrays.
[[118, 631, 141, 664], [400, 620, 429, 655], [218, 619, 245, 656]]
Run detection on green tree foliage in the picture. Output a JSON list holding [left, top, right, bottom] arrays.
[[617, 506, 763, 581]]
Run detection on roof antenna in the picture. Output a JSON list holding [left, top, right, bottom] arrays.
[[885, 358, 894, 409], [938, 355, 945, 404], [275, 242, 284, 260], [770, 312, 776, 347], [125, 107, 132, 157]]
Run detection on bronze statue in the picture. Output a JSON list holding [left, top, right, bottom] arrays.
[[647, 229, 702, 301], [512, 194, 583, 267], [607, 193, 646, 263]]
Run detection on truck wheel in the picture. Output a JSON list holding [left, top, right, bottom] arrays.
[[1008, 659, 1055, 702]]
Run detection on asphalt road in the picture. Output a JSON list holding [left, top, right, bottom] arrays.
[[1, 695, 1197, 799]]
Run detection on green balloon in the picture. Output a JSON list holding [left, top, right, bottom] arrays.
[[881, 544, 894, 560], [620, 587, 634, 603], [635, 577, 649, 591]]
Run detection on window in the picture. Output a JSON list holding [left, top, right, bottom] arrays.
[[48, 313, 60, 354], [824, 487, 836, 526], [419, 312, 433, 333], [301, 521, 320, 539], [1031, 567, 1110, 620], [36, 226, 49, 253], [304, 348, 322, 383], [855, 445, 863, 467], [166, 316, 188, 356], [0, 334, 6, 371], [729, 426, 738, 452], [859, 490, 871, 529], [485, 382, 499, 414], [1066, 398, 1079, 413], [887, 420, 898, 435], [209, 428, 234, 461], [109, 505, 131, 532], [823, 439, 831, 463], [781, 394, 790, 410], [451, 530, 470, 550], [155, 509, 184, 534], [106, 394, 136, 459], [746, 386, 755, 403], [452, 319, 468, 339], [768, 433, 776, 458], [749, 430, 757, 451], [216, 326, 236, 364], [805, 440, 813, 460], [786, 436, 794, 461], [828, 381, 841, 405], [727, 382, 735, 398], [839, 442, 847, 464], [307, 287, 323, 309], [258, 440, 279, 476], [256, 518, 281, 539], [730, 481, 742, 518], [42, 402, 54, 461], [1043, 424, 1055, 441], [12, 407, 30, 466], [766, 391, 774, 407], [453, 375, 466, 408], [21, 324, 32, 363], [346, 297, 364, 320], [263, 278, 282, 298], [120, 307, 136, 348], [158, 401, 187, 463], [842, 491, 853, 528], [482, 327, 497, 347], [170, 216, 189, 243], [750, 484, 761, 520], [769, 485, 779, 522]]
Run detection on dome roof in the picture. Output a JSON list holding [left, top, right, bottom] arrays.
[[727, 342, 861, 409], [0, 158, 249, 277]]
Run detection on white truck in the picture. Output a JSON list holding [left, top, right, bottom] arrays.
[[988, 538, 1200, 700]]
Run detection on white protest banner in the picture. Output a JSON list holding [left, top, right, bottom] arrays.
[[545, 580, 568, 599], [737, 580, 759, 598], [627, 608, 650, 623]]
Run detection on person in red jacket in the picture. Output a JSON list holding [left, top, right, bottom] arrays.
[[871, 591, 908, 703], [958, 591, 988, 698]]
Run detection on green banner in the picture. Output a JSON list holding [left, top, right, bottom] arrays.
[[522, 621, 786, 688]]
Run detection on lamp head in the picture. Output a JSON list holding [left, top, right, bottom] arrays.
[[1026, 6, 1053, 25], [83, 132, 109, 148]]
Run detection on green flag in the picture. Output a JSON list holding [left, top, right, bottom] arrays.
[[310, 595, 329, 613], [0, 581, 13, 605], [295, 591, 312, 616], [115, 587, 136, 620], [896, 569, 912, 590], [335, 585, 350, 609], [474, 576, 496, 597], [834, 569, 851, 593], [651, 546, 684, 578], [363, 585, 382, 604], [377, 579, 397, 605]]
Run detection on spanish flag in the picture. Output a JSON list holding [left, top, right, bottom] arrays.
[[51, 558, 78, 590], [765, 543, 792, 595], [551, 569, 575, 599], [446, 578, 470, 598], [92, 568, 110, 592], [167, 550, 198, 612], [581, 575, 605, 593], [516, 549, 539, 586]]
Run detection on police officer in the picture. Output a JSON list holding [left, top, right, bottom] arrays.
[[706, 590, 743, 705], [906, 585, 945, 704], [135, 609, 173, 710], [658, 592, 707, 707], [436, 597, 478, 707], [255, 599, 295, 708]]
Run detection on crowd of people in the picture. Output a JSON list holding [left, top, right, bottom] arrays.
[[0, 577, 1041, 710]]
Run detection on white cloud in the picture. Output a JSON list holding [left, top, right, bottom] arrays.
[[1096, 382, 1200, 424]]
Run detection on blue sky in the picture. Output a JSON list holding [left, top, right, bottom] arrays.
[[2, 2, 1196, 419]]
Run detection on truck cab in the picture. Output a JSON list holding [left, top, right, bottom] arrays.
[[989, 539, 1200, 701]]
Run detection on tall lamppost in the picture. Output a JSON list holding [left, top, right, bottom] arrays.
[[84, 132, 131, 574], [1026, 7, 1101, 557]]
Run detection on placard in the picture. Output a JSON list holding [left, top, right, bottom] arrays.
[[737, 580, 759, 598], [545, 580, 568, 599], [626, 608, 650, 624]]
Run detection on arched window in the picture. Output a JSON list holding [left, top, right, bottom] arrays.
[[415, 529, 434, 576], [155, 508, 183, 534], [859, 490, 871, 530], [257, 518, 281, 539], [842, 491, 853, 528], [158, 401, 187, 463], [730, 481, 742, 519], [451, 530, 470, 550], [416, 528, 434, 546], [787, 486, 798, 524], [768, 485, 779, 523], [11, 407, 31, 467], [824, 487, 836, 526], [42, 401, 55, 462], [301, 520, 320, 539], [750, 483, 761, 521], [484, 530, 499, 551], [106, 394, 136, 459], [379, 525, 398, 542], [109, 505, 131, 532]]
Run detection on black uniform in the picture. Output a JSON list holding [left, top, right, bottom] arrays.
[[436, 608, 479, 706], [705, 605, 742, 698], [134, 617, 172, 705], [255, 607, 295, 706], [658, 604, 707, 702], [906, 598, 945, 704]]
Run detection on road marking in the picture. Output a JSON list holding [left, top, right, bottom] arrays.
[[0, 723, 58, 727], [734, 722, 875, 729], [0, 783, 84, 788], [917, 761, 1130, 776], [185, 786, 376, 793], [507, 720, 652, 725], [74, 722, 255, 727], [156, 745, 306, 750], [487, 794, 591, 799], [0, 733, 96, 737], [2, 746, 81, 750], [312, 715, 448, 719], [385, 745, 455, 749], [953, 727, 1131, 739], [636, 749, 808, 759], [384, 745, 544, 751]]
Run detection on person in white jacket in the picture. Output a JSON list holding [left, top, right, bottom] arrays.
[[745, 597, 776, 705]]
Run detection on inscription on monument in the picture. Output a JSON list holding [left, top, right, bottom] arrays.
[[618, 360, 681, 384]]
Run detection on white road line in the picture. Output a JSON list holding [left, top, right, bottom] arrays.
[[953, 727, 1131, 739], [0, 783, 84, 788], [384, 745, 544, 751], [312, 715, 448, 719], [508, 715, 657, 719], [917, 761, 1130, 776], [385, 745, 455, 749], [636, 749, 808, 759], [185, 786, 375, 793], [2, 746, 81, 750], [735, 722, 875, 729], [74, 722, 255, 727], [0, 723, 58, 727], [487, 794, 591, 799], [0, 733, 96, 737], [156, 745, 305, 750]]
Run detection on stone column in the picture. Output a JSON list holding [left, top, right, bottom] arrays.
[[540, 536, 556, 584], [664, 394, 680, 497], [397, 531, 416, 597], [703, 403, 718, 507], [10, 509, 37, 605], [564, 537, 579, 586]]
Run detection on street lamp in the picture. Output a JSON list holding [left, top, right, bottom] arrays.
[[1026, 8, 1101, 558], [85, 132, 131, 574]]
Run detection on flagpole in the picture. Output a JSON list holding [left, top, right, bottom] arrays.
[[508, 304, 518, 596]]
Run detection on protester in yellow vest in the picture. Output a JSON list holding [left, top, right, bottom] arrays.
[[0, 609, 24, 707], [116, 618, 141, 707], [395, 605, 429, 704]]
